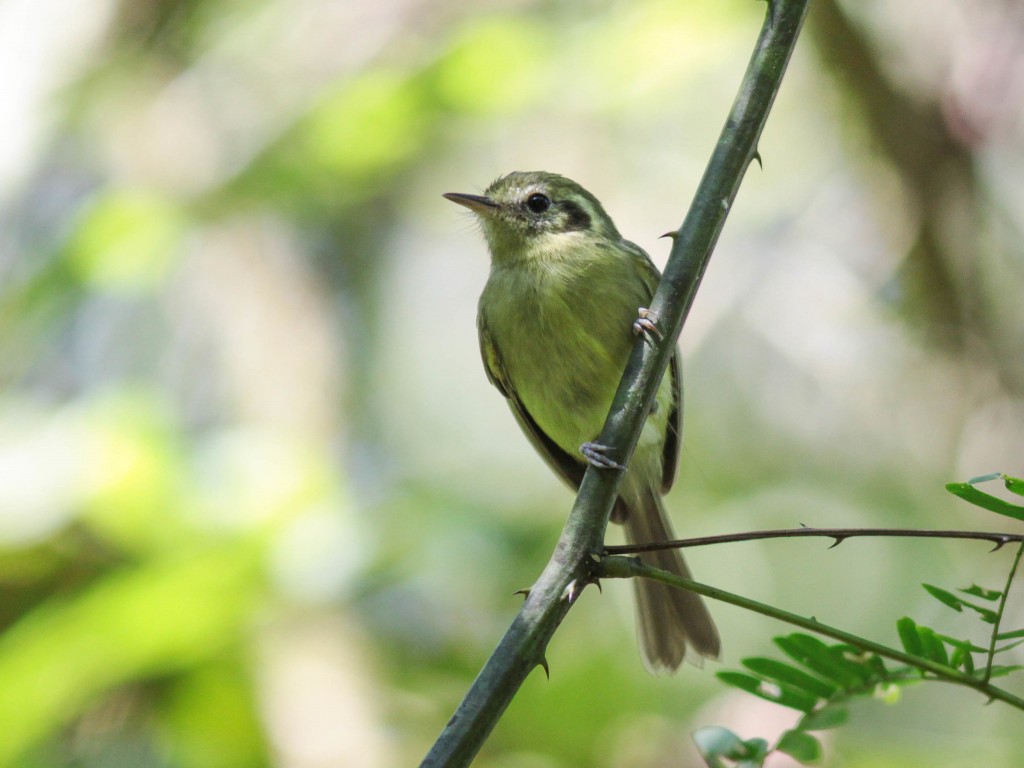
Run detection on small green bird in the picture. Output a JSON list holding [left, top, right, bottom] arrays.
[[445, 171, 720, 673]]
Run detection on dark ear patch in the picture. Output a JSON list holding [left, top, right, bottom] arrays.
[[560, 200, 591, 232]]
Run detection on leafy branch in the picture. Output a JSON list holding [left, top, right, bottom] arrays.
[[596, 554, 1024, 711], [600, 547, 1024, 766], [601, 473, 1024, 766]]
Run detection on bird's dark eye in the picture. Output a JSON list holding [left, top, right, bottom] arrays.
[[526, 193, 551, 213]]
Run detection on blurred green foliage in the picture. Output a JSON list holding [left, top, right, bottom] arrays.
[[1, 1, 1023, 767]]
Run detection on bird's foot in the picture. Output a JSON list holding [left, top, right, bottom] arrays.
[[580, 441, 626, 471], [632, 307, 663, 345]]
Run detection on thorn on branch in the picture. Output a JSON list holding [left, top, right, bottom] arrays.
[[514, 588, 530, 599], [539, 657, 550, 679], [585, 553, 603, 592], [563, 580, 579, 603]]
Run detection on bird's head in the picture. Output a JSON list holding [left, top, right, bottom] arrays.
[[444, 171, 621, 264]]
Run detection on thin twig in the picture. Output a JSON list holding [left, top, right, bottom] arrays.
[[604, 527, 1024, 555]]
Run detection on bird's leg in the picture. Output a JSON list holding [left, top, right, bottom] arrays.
[[632, 307, 663, 345], [580, 442, 626, 471]]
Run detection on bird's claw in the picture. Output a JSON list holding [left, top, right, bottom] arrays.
[[632, 307, 663, 345], [580, 441, 626, 471]]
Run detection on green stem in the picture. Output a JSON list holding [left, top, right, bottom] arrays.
[[983, 540, 1024, 683], [599, 555, 1024, 712]]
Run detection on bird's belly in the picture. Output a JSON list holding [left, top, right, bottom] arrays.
[[493, 293, 634, 454], [519, 340, 618, 450]]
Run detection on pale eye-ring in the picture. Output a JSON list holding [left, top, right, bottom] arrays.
[[526, 193, 551, 213]]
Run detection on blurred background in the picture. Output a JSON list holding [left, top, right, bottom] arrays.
[[1, 0, 1023, 766]]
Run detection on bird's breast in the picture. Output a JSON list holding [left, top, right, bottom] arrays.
[[480, 257, 646, 452]]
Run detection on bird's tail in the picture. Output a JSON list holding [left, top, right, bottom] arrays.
[[621, 490, 720, 674]]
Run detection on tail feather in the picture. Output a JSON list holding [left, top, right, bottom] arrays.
[[622, 490, 720, 674]]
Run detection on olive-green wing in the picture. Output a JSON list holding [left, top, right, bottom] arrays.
[[662, 352, 683, 493], [478, 313, 586, 491], [624, 239, 683, 494]]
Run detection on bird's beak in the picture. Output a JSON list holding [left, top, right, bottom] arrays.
[[443, 192, 499, 213]]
